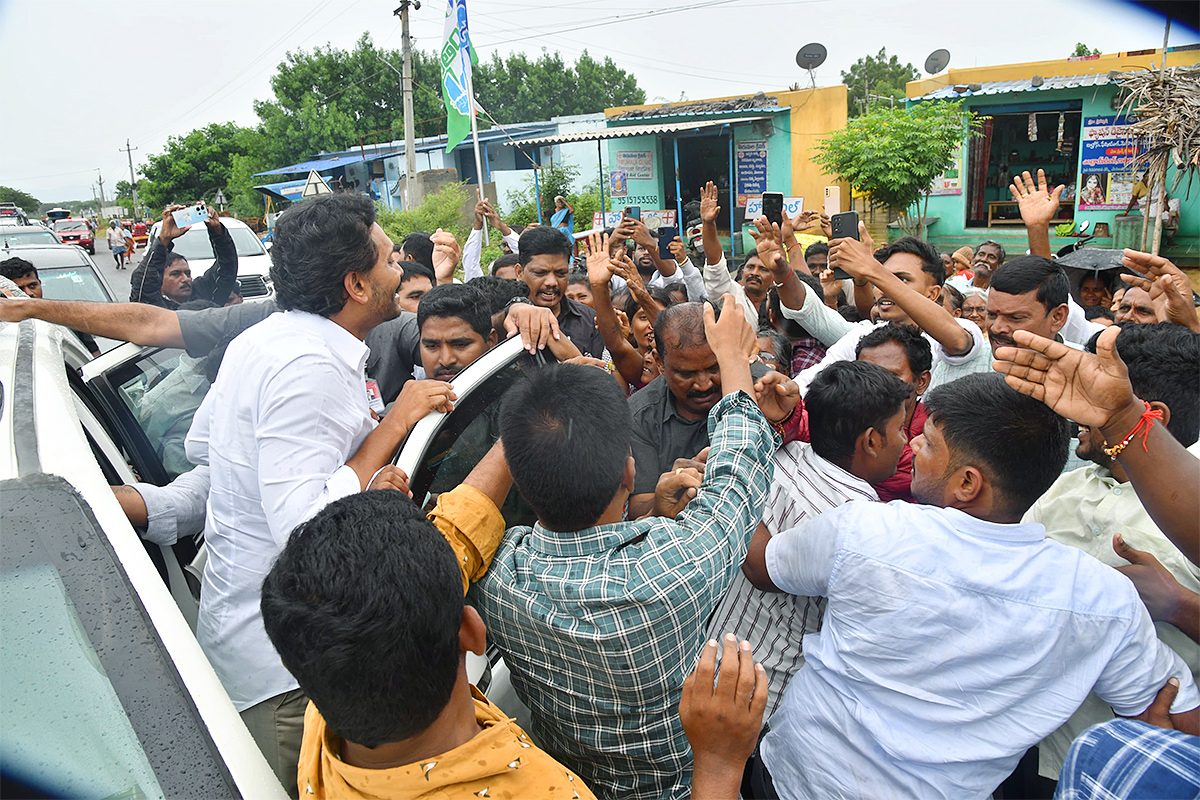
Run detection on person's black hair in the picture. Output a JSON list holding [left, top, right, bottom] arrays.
[[1084, 305, 1115, 322], [399, 259, 435, 286], [873, 236, 945, 286], [989, 256, 1069, 314], [269, 194, 378, 317], [0, 257, 36, 281], [467, 276, 529, 316], [924, 373, 1069, 514], [392, 242, 403, 254], [624, 284, 674, 324], [567, 270, 590, 287], [1085, 323, 1200, 446], [401, 232, 434, 271], [611, 287, 631, 315], [804, 241, 829, 261], [805, 361, 912, 467], [978, 239, 1007, 262], [943, 283, 965, 312], [654, 302, 707, 359], [763, 282, 817, 339], [489, 253, 520, 275], [756, 326, 790, 368], [261, 490, 464, 748], [500, 364, 632, 531], [517, 225, 572, 266], [417, 283, 492, 340], [1079, 271, 1116, 292], [165, 252, 188, 268], [855, 321, 934, 376], [663, 281, 687, 301]]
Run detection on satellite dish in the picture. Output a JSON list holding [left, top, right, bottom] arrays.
[[924, 48, 951, 75], [796, 43, 828, 70]]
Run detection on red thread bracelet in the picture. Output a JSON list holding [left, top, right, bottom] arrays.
[[1102, 400, 1163, 457]]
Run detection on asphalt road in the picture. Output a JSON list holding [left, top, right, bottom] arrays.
[[92, 234, 136, 302]]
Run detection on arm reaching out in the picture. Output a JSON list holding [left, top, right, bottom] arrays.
[[1011, 169, 1064, 259], [700, 181, 724, 267], [1119, 250, 1200, 333]]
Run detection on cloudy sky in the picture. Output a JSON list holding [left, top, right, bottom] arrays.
[[1, 0, 1195, 203]]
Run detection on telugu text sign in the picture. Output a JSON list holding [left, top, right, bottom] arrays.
[[743, 197, 804, 217], [736, 139, 768, 206], [614, 151, 655, 180]]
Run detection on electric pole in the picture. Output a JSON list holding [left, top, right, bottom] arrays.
[[121, 139, 139, 218], [97, 169, 107, 219], [393, 0, 420, 210]]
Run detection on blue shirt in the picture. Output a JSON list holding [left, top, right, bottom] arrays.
[[1055, 719, 1200, 800], [761, 500, 1199, 800]]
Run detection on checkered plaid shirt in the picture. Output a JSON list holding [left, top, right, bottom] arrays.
[[471, 391, 778, 800], [1056, 719, 1200, 800]]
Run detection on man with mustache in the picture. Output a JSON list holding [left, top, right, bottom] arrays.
[[417, 283, 497, 383], [130, 203, 239, 308], [514, 225, 605, 358], [970, 239, 1005, 289], [985, 256, 1073, 358], [183, 194, 456, 794]]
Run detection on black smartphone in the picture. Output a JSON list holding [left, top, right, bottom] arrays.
[[624, 205, 641, 221], [829, 211, 860, 280], [830, 210, 860, 240], [657, 225, 678, 260], [762, 192, 784, 228]]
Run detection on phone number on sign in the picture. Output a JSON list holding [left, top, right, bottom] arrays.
[[615, 195, 659, 206]]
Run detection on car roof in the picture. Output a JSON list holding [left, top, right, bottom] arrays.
[[0, 225, 52, 233], [0, 244, 90, 268]]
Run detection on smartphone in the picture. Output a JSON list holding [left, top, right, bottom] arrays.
[[761, 192, 784, 228], [824, 185, 842, 217], [829, 211, 860, 280], [657, 225, 679, 260], [623, 205, 641, 221], [171, 203, 210, 228]]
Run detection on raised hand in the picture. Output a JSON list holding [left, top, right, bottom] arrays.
[[991, 326, 1138, 430], [159, 205, 189, 243], [784, 210, 820, 240], [431, 228, 462, 283], [703, 294, 756, 363], [609, 252, 642, 288], [1010, 169, 1065, 228], [750, 217, 786, 271], [391, 379, 457, 431], [668, 236, 688, 264], [827, 222, 879, 282], [1120, 250, 1200, 332], [202, 203, 223, 233], [613, 308, 633, 342], [584, 231, 614, 286], [819, 212, 832, 239], [700, 181, 721, 224]]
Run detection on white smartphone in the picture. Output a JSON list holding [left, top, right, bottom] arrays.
[[171, 203, 210, 228], [823, 186, 841, 218]]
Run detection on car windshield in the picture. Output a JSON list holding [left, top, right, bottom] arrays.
[[0, 477, 240, 799], [169, 225, 265, 259], [39, 266, 111, 303], [54, 221, 89, 232], [1, 232, 58, 246]]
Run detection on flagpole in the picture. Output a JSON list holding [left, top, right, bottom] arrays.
[[459, 40, 489, 246]]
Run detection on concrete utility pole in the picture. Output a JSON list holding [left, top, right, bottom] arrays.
[[97, 170, 107, 218], [393, 0, 420, 210], [121, 139, 139, 218]]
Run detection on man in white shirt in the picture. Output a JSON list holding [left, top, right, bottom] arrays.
[[746, 372, 1198, 800], [462, 198, 520, 281], [786, 228, 990, 394], [184, 194, 456, 794], [712, 360, 912, 717]]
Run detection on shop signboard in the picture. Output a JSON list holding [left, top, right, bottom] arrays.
[[1079, 116, 1147, 210], [744, 196, 805, 218], [592, 210, 677, 229], [736, 139, 768, 206], [615, 151, 655, 180], [930, 148, 962, 196]]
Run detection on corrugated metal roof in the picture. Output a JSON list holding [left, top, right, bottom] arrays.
[[505, 116, 771, 147], [915, 73, 1112, 100]]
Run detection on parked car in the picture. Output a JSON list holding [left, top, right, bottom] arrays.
[[52, 218, 95, 254], [0, 202, 29, 226], [0, 319, 287, 799], [0, 224, 60, 248], [148, 216, 274, 302], [0, 244, 116, 303]]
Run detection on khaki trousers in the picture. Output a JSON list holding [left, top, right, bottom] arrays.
[[240, 688, 308, 798]]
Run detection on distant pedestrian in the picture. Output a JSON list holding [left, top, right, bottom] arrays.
[[123, 224, 136, 265], [106, 220, 126, 269]]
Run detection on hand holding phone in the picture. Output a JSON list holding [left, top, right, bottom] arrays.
[[171, 203, 210, 229], [762, 192, 784, 229], [658, 225, 679, 260], [623, 205, 641, 221], [828, 211, 861, 280]]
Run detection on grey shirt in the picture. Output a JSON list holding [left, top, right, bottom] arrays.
[[177, 300, 420, 405]]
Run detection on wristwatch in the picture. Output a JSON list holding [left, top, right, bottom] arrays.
[[504, 296, 534, 312]]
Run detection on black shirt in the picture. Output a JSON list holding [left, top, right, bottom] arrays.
[[557, 297, 605, 359]]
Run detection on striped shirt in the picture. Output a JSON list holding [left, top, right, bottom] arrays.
[[705, 441, 878, 718], [471, 391, 778, 800], [1056, 719, 1200, 800]]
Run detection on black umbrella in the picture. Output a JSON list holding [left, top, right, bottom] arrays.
[[1055, 248, 1127, 272]]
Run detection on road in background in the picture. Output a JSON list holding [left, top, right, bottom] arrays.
[[93, 235, 136, 301]]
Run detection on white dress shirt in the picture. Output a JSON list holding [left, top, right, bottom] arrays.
[[760, 500, 1198, 800], [462, 226, 520, 281], [701, 255, 761, 327], [705, 442, 877, 718], [185, 310, 374, 710]]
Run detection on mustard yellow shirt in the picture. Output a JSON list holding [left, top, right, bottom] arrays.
[[296, 484, 598, 799]]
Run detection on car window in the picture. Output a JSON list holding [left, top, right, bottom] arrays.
[[109, 347, 212, 482], [54, 221, 89, 232], [408, 351, 551, 528], [1, 232, 58, 246], [1, 475, 240, 798], [38, 266, 110, 303], [168, 225, 265, 259]]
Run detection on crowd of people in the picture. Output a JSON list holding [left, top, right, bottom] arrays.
[[0, 166, 1198, 800]]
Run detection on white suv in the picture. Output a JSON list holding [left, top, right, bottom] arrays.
[[147, 216, 274, 302]]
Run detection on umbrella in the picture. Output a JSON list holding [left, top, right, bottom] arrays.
[[1054, 248, 1139, 307]]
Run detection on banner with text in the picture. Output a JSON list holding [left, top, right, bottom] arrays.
[[1079, 115, 1146, 210], [592, 210, 677, 230], [614, 151, 655, 180], [736, 139, 768, 206], [743, 196, 805, 218]]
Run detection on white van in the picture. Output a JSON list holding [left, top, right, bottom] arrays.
[[147, 216, 274, 302]]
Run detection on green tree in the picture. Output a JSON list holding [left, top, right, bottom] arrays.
[[0, 186, 40, 214], [114, 180, 145, 215], [139, 122, 255, 210], [814, 100, 983, 238], [504, 161, 605, 231], [1071, 43, 1101, 57], [842, 48, 920, 118], [474, 49, 644, 125]]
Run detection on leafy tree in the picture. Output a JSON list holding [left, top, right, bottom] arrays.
[[377, 181, 472, 247], [114, 180, 146, 216], [474, 49, 644, 125], [814, 100, 983, 238], [1071, 43, 1101, 57], [139, 122, 255, 210], [0, 186, 40, 214], [842, 48, 919, 118], [504, 161, 606, 232]]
